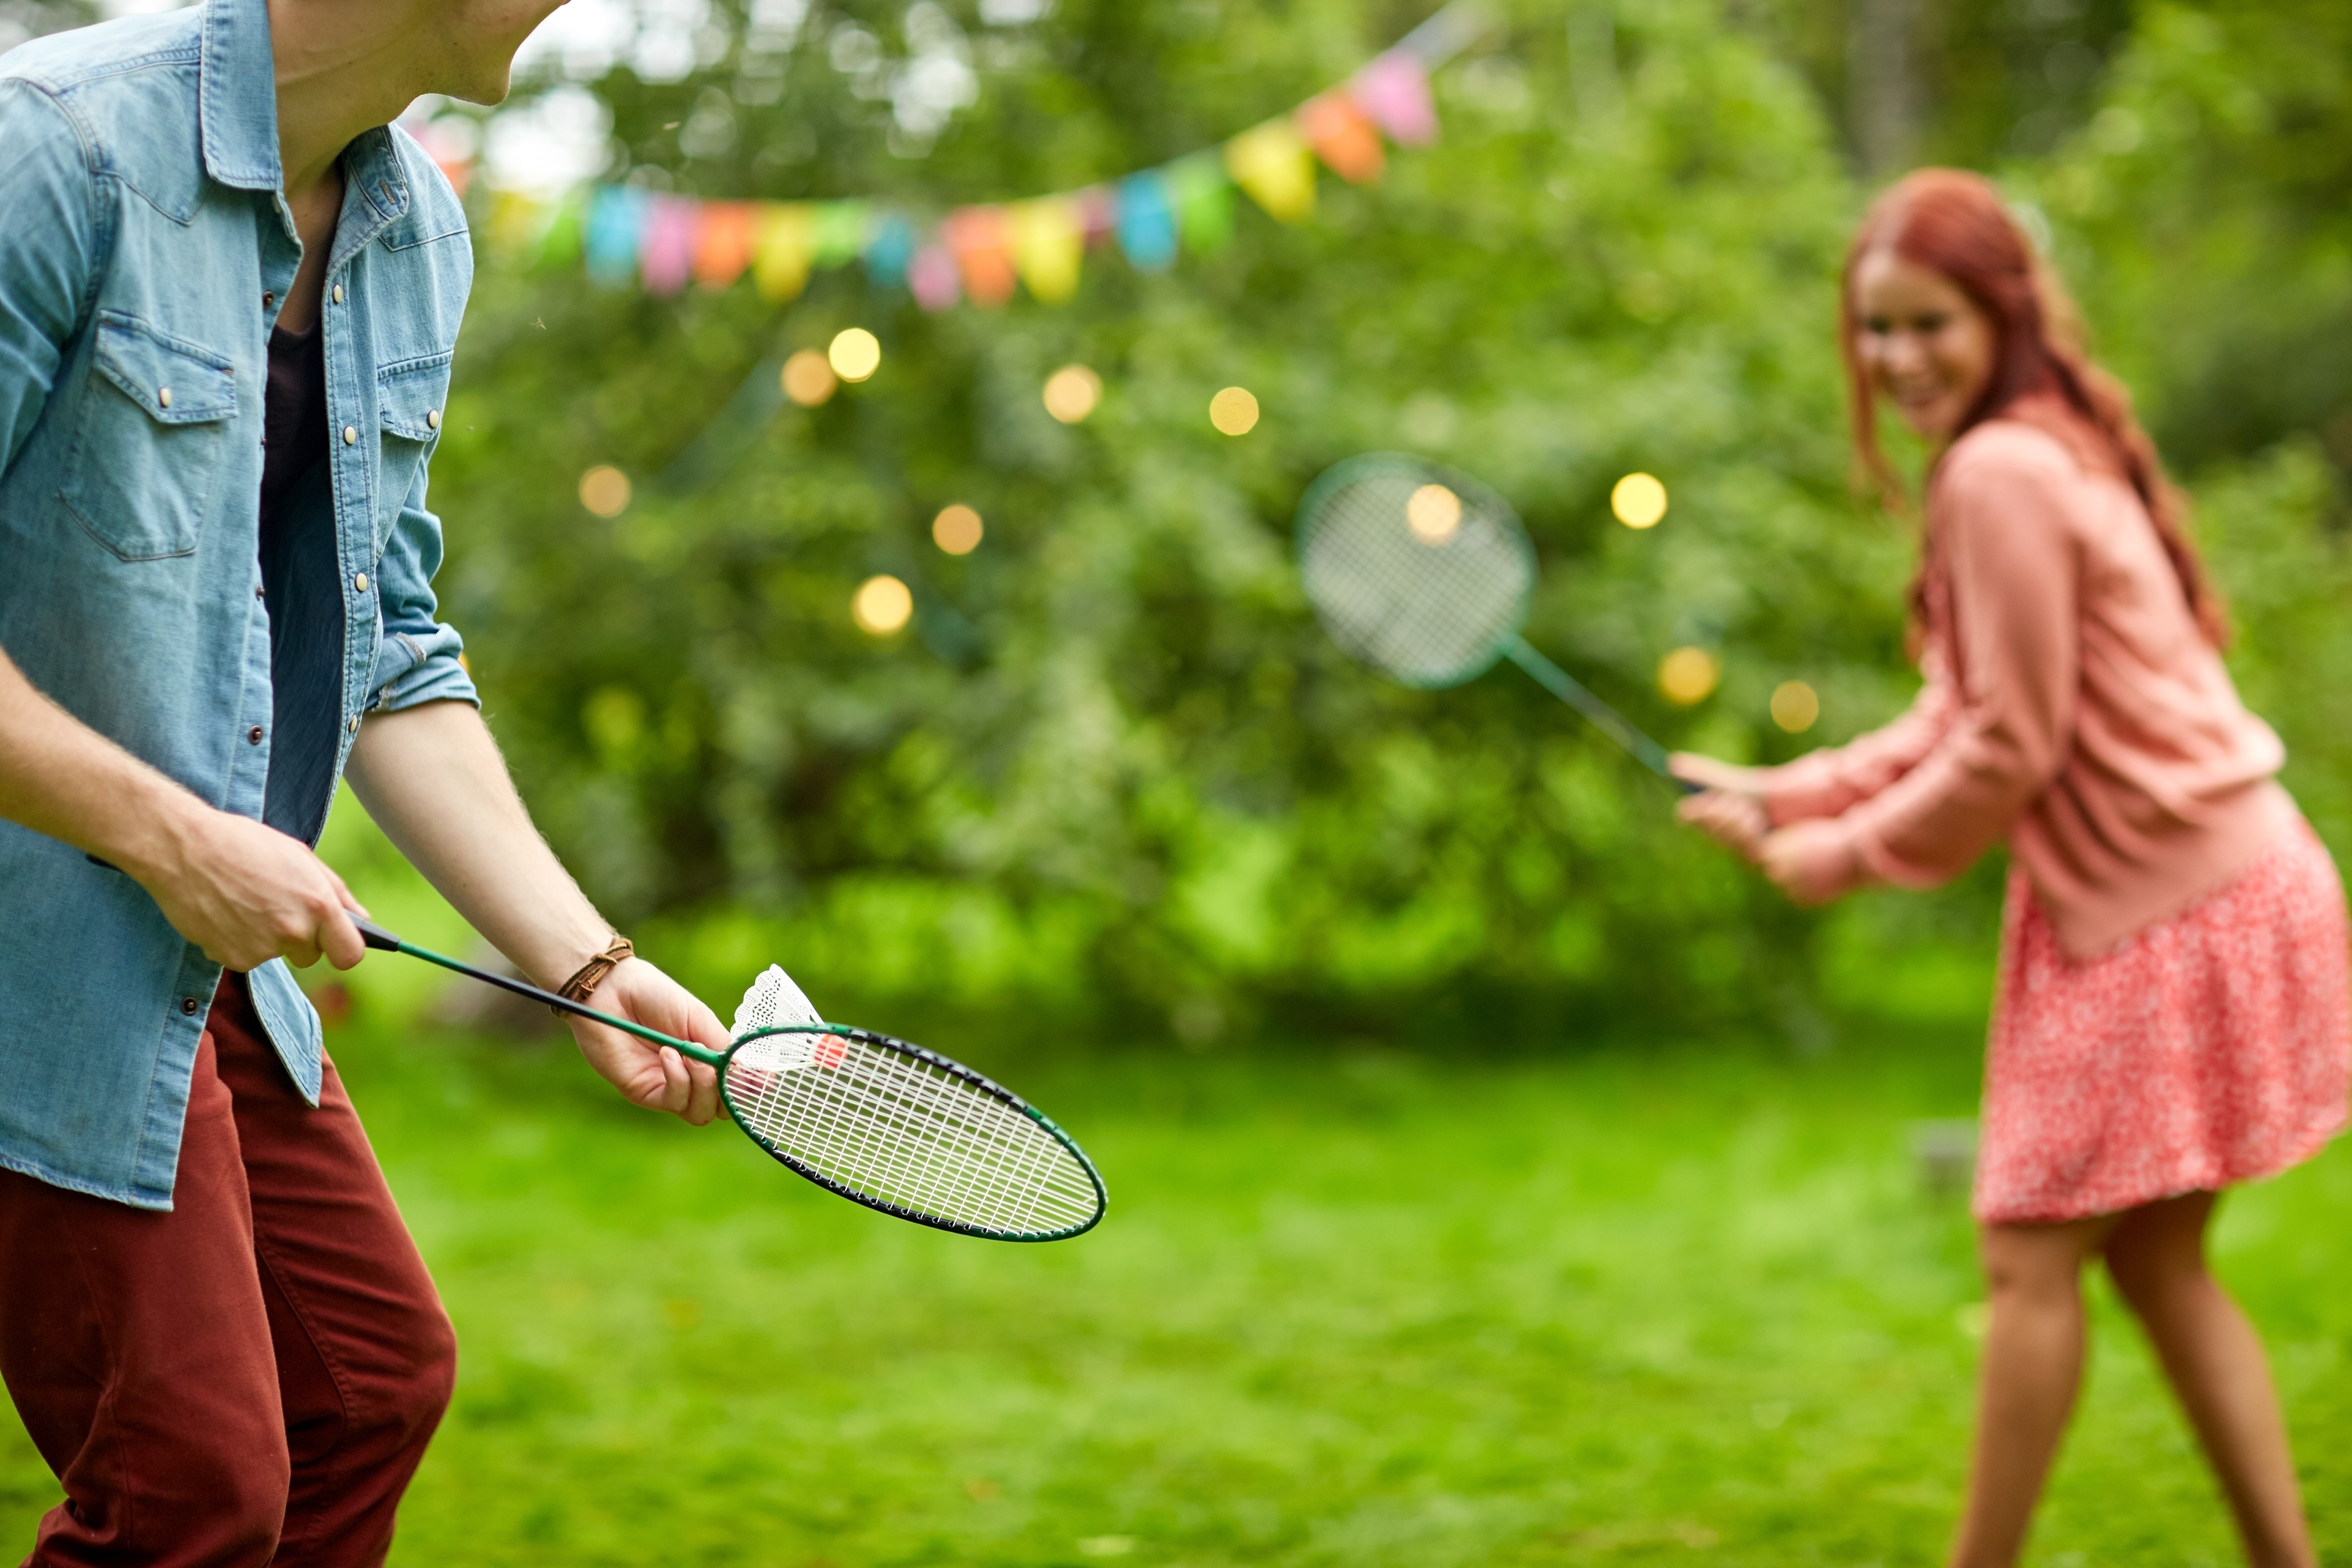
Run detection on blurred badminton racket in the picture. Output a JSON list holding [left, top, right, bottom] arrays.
[[1295, 452, 1695, 792], [352, 918, 1105, 1242]]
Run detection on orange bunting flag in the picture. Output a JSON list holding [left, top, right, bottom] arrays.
[[1295, 91, 1386, 184], [1224, 120, 1316, 222], [942, 206, 1017, 308], [1010, 197, 1084, 302], [693, 201, 756, 290], [752, 203, 814, 301]]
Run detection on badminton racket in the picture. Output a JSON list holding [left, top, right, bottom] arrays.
[[352, 918, 1105, 1242], [1295, 452, 1695, 792]]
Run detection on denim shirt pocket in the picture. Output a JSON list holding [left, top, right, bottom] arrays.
[[59, 312, 239, 562], [374, 352, 448, 542]]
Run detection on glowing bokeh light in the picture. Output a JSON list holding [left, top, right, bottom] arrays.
[[1658, 645, 1719, 705], [932, 504, 984, 556], [828, 327, 882, 383], [1612, 472, 1668, 529], [578, 465, 631, 517], [1406, 483, 1462, 545], [1042, 365, 1102, 424], [852, 574, 914, 636], [782, 349, 837, 406], [1771, 679, 1820, 733], [1209, 386, 1260, 435]]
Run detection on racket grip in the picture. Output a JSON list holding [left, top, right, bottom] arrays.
[[352, 916, 403, 952]]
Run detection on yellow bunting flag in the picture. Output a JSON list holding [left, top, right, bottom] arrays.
[[752, 203, 815, 301], [1224, 120, 1316, 222], [1010, 197, 1084, 303], [486, 189, 550, 261]]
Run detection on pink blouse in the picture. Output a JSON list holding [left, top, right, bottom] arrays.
[[1756, 411, 2294, 958]]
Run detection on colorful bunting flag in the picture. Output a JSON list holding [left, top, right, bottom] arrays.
[[642, 196, 701, 295], [1164, 151, 1235, 253], [1223, 120, 1316, 222], [693, 201, 756, 290], [484, 12, 1458, 309], [752, 203, 815, 300], [864, 214, 916, 288], [1296, 91, 1386, 183], [1350, 49, 1439, 145], [942, 206, 1017, 307], [909, 243, 961, 311], [1115, 173, 1177, 271], [584, 187, 650, 284], [1011, 197, 1084, 302], [812, 201, 870, 268]]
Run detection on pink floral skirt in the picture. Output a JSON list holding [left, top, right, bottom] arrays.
[[1976, 821, 2351, 1224]]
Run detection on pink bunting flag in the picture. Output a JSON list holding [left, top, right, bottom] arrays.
[[909, 243, 962, 311], [1075, 185, 1119, 248], [640, 196, 700, 296], [1349, 49, 1439, 146]]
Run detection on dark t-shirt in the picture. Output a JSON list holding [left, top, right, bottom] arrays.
[[256, 322, 341, 844]]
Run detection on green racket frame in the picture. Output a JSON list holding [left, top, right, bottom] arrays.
[[1295, 451, 1694, 791], [353, 919, 1107, 1242]]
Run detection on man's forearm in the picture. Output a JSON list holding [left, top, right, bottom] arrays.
[[0, 642, 208, 879], [342, 699, 612, 990]]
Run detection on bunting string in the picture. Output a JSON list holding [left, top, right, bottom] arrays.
[[457, 1, 1491, 312]]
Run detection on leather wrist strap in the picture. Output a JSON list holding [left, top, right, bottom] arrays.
[[553, 934, 633, 1015]]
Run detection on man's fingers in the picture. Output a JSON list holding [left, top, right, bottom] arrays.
[[320, 905, 366, 971]]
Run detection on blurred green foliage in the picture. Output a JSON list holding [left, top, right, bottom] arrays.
[[414, 0, 2346, 1042]]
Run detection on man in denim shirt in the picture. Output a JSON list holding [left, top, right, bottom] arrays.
[[0, 0, 735, 1558]]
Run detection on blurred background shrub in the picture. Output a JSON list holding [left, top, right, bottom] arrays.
[[29, 0, 2352, 1045]]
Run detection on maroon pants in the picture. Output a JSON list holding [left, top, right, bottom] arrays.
[[0, 976, 455, 1566]]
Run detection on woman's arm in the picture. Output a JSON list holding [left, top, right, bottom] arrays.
[[1760, 427, 2084, 903]]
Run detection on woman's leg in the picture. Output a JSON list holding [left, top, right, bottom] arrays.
[[1948, 1215, 2115, 1568], [2103, 1191, 2314, 1568]]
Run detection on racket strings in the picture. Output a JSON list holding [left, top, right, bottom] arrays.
[[726, 1036, 1096, 1237], [1300, 465, 1532, 687]]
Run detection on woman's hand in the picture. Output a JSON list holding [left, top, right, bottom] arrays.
[[566, 957, 730, 1125], [1756, 818, 1858, 906], [1670, 752, 1771, 860]]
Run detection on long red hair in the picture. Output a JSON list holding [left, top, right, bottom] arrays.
[[1839, 169, 2226, 645]]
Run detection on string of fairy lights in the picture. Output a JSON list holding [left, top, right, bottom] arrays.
[[573, 340, 1822, 736]]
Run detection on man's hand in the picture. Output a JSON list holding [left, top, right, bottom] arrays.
[[129, 804, 367, 972], [566, 957, 729, 1125]]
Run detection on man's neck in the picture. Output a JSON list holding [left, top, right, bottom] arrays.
[[268, 0, 436, 202]]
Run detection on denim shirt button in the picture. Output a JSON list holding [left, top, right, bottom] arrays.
[[180, 997, 199, 1016], [341, 425, 357, 445], [262, 291, 274, 310], [157, 386, 172, 409], [352, 572, 368, 593], [331, 284, 344, 305], [247, 725, 264, 745]]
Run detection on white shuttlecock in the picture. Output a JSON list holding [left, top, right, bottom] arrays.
[[730, 964, 822, 1041]]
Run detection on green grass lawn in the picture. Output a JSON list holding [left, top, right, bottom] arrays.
[[3, 1011, 2349, 1565]]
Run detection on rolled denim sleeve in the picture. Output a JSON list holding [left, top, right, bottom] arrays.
[[366, 454, 479, 711], [0, 79, 99, 477]]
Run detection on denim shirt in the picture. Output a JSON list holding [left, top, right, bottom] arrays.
[[0, 0, 478, 1208]]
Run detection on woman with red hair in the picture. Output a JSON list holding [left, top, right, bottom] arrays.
[[1675, 168, 2346, 1567]]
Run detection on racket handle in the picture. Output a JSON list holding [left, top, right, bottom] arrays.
[[347, 918, 727, 1067], [1502, 638, 1688, 790]]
